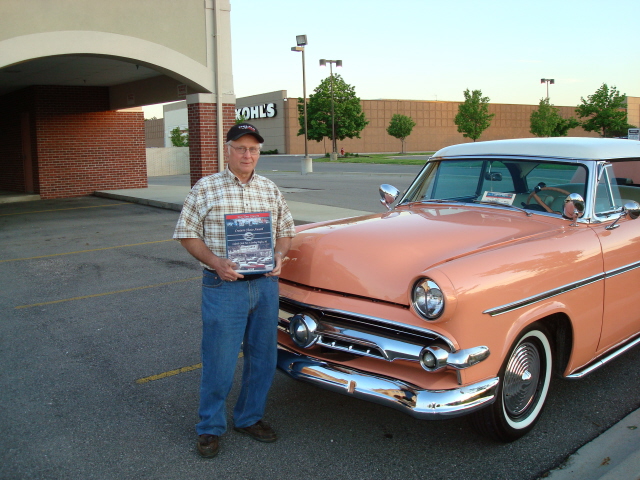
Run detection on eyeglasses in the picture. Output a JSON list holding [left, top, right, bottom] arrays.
[[229, 145, 261, 155]]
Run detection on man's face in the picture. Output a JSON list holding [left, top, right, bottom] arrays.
[[227, 135, 260, 181]]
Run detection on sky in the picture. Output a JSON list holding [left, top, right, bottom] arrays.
[[143, 0, 639, 118]]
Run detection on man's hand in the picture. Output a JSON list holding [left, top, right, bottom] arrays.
[[265, 254, 283, 277], [179, 238, 242, 281], [266, 237, 292, 277], [210, 256, 243, 281]]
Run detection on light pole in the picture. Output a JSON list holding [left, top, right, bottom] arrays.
[[319, 59, 342, 161], [540, 78, 555, 100], [291, 35, 312, 174]]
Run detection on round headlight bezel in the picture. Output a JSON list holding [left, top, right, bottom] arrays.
[[288, 312, 319, 348], [412, 278, 445, 320]]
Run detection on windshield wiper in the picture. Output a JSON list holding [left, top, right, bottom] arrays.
[[420, 198, 466, 204], [473, 199, 532, 216], [399, 198, 452, 206]]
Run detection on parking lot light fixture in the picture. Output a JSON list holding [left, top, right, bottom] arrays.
[[319, 59, 342, 161], [540, 78, 555, 100], [292, 35, 312, 174]]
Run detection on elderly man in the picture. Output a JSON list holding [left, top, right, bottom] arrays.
[[173, 123, 295, 458]]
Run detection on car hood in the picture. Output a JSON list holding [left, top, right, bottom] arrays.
[[281, 205, 562, 304]]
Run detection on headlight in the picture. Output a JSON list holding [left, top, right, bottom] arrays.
[[412, 278, 444, 320]]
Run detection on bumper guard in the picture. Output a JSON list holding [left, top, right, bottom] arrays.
[[277, 348, 499, 419]]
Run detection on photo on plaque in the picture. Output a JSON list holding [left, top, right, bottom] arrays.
[[224, 212, 274, 274]]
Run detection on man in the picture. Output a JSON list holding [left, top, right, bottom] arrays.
[[173, 123, 295, 458]]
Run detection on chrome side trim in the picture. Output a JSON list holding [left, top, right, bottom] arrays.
[[484, 259, 640, 317], [606, 260, 640, 278], [280, 296, 456, 351], [483, 273, 604, 316], [566, 334, 640, 379], [277, 348, 499, 419]]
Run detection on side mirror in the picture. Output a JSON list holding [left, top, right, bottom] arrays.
[[624, 201, 640, 220], [606, 201, 640, 230], [563, 193, 585, 226], [379, 184, 400, 211]]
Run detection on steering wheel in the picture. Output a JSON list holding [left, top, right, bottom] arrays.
[[527, 186, 571, 213]]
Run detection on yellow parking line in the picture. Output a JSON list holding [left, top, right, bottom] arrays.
[[136, 353, 244, 385], [0, 239, 174, 263], [14, 276, 200, 309], [136, 363, 203, 384], [0, 203, 132, 217]]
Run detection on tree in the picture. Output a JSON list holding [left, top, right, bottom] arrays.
[[387, 114, 417, 153], [298, 73, 369, 150], [170, 126, 189, 147], [530, 98, 580, 137], [576, 83, 632, 137], [454, 89, 495, 141]]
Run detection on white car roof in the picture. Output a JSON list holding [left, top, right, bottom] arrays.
[[432, 137, 640, 161]]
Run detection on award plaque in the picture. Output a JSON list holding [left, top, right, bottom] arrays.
[[224, 212, 274, 274]]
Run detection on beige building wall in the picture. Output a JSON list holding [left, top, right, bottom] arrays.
[[147, 147, 190, 176], [145, 118, 165, 148], [285, 98, 600, 154], [0, 0, 235, 110], [0, 0, 207, 64], [627, 97, 640, 130]]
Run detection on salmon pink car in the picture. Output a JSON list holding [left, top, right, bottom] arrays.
[[276, 137, 640, 441]]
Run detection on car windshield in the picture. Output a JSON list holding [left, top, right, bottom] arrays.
[[401, 158, 588, 214]]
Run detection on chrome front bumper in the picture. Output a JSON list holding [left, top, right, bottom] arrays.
[[277, 348, 499, 419]]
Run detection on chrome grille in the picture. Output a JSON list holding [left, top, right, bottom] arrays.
[[279, 297, 455, 363], [317, 334, 386, 359]]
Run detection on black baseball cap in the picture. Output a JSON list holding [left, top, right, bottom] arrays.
[[226, 123, 264, 143]]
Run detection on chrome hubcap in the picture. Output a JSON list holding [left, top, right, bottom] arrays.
[[503, 341, 540, 418]]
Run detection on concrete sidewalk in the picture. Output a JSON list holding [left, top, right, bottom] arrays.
[[92, 182, 640, 480], [94, 184, 374, 224], [545, 408, 640, 480]]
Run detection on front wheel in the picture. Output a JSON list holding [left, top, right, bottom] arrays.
[[471, 324, 553, 442]]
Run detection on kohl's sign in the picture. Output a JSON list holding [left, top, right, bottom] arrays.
[[236, 103, 277, 121]]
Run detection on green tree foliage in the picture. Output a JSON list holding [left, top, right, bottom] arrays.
[[298, 73, 369, 146], [387, 114, 417, 153], [454, 89, 495, 141], [576, 83, 632, 137], [170, 126, 189, 147], [530, 98, 581, 137], [235, 114, 248, 124]]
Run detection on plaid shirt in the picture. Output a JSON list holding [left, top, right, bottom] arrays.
[[173, 168, 296, 266]]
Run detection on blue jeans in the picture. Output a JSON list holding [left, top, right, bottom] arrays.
[[196, 269, 279, 436]]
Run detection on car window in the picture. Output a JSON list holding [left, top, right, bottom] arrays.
[[403, 159, 587, 215], [479, 161, 515, 193], [429, 160, 483, 200], [595, 160, 640, 217], [525, 164, 585, 192]]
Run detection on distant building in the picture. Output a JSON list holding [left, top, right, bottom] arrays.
[[145, 118, 165, 148], [152, 91, 640, 155]]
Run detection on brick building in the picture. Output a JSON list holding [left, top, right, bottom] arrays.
[[0, 0, 235, 199]]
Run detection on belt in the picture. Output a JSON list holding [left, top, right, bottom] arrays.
[[204, 268, 265, 281]]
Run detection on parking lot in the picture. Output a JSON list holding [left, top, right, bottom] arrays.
[[2, 193, 640, 480]]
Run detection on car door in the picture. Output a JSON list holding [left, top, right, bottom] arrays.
[[592, 161, 640, 353]]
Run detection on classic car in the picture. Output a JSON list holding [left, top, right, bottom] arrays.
[[276, 137, 640, 442]]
